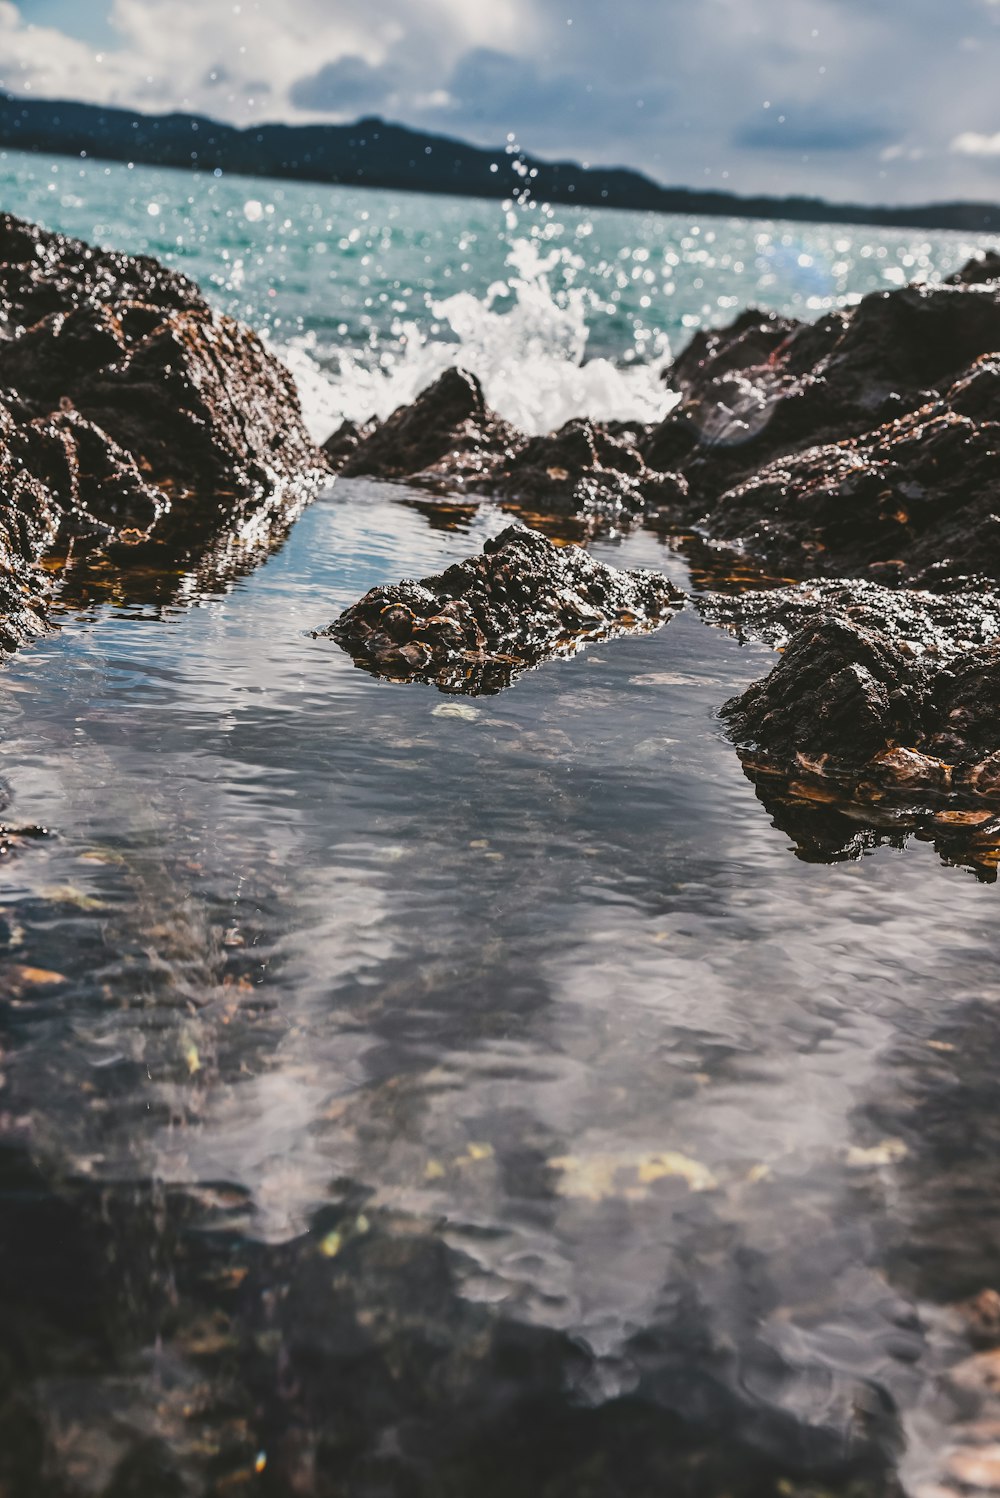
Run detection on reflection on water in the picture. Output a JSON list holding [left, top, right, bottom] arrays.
[[2, 481, 1000, 1494]]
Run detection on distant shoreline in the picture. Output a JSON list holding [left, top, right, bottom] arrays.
[[0, 91, 998, 236]]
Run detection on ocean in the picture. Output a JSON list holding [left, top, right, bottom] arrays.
[[0, 148, 995, 1496]]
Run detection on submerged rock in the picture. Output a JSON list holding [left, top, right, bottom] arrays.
[[0, 212, 327, 654], [322, 523, 683, 693]]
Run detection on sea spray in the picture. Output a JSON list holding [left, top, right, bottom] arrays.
[[280, 236, 679, 443]]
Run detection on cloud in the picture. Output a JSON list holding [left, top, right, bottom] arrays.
[[0, 0, 999, 203], [736, 110, 894, 154], [289, 54, 396, 115], [952, 129, 1000, 155], [429, 46, 672, 142]]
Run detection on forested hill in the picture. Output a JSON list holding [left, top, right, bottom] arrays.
[[1, 91, 997, 233]]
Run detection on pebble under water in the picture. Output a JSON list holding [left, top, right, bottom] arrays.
[[1, 154, 1000, 1496]]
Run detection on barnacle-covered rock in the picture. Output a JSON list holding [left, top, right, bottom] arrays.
[[723, 611, 1000, 876], [323, 523, 683, 693]]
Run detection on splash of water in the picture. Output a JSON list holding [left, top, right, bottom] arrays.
[[280, 237, 677, 444]]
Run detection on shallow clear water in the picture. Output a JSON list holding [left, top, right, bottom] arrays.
[[0, 155, 999, 1494]]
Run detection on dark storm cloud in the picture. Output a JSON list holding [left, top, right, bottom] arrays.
[[736, 112, 895, 154], [289, 54, 397, 116], [436, 46, 672, 141]]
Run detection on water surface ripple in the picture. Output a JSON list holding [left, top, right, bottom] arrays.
[[0, 484, 997, 1493]]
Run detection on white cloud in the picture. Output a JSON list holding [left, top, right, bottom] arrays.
[[0, 0, 999, 203], [952, 129, 1000, 155]]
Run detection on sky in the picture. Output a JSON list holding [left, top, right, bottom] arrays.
[[3, 0, 1000, 205]]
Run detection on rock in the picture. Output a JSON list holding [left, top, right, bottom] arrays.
[[664, 306, 803, 399], [946, 250, 1000, 287], [327, 367, 686, 520], [322, 523, 684, 693], [722, 609, 1000, 872], [322, 414, 377, 470], [704, 356, 1000, 579], [335, 366, 523, 483], [481, 417, 687, 519], [0, 212, 200, 334], [723, 615, 925, 770], [646, 283, 1000, 568], [0, 213, 327, 654], [697, 577, 1000, 657]]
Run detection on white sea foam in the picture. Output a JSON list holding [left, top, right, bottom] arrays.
[[279, 238, 678, 445]]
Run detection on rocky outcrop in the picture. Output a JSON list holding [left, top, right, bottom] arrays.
[[323, 524, 683, 693], [698, 576, 1000, 656], [703, 355, 1000, 579], [324, 367, 685, 520], [946, 250, 1000, 287], [0, 213, 202, 334], [481, 417, 687, 519], [328, 366, 523, 483], [722, 611, 1000, 874], [0, 213, 327, 654], [645, 282, 1000, 578]]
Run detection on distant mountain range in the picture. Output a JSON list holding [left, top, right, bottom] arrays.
[[0, 92, 998, 234]]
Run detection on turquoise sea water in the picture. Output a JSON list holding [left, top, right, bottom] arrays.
[[0, 146, 988, 437], [0, 150, 998, 1495]]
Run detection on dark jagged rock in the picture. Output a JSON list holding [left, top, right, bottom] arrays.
[[333, 366, 523, 482], [663, 307, 803, 401], [321, 414, 377, 469], [698, 576, 1000, 656], [724, 615, 926, 770], [322, 523, 683, 693], [705, 355, 1000, 579], [0, 213, 327, 654], [723, 612, 1000, 838], [0, 212, 200, 334], [722, 612, 1000, 877], [0, 295, 323, 518], [480, 417, 687, 519], [646, 283, 1000, 565], [326, 367, 686, 520], [946, 250, 1000, 287]]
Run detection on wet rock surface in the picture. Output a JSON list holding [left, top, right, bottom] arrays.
[[0, 212, 326, 655], [328, 366, 523, 483], [704, 355, 1000, 580], [323, 523, 683, 693], [645, 283, 1000, 539], [480, 417, 688, 519], [326, 270, 1000, 578], [721, 609, 1000, 877], [324, 368, 686, 520], [698, 576, 1000, 656]]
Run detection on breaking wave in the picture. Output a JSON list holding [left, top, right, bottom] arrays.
[[279, 237, 679, 445]]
